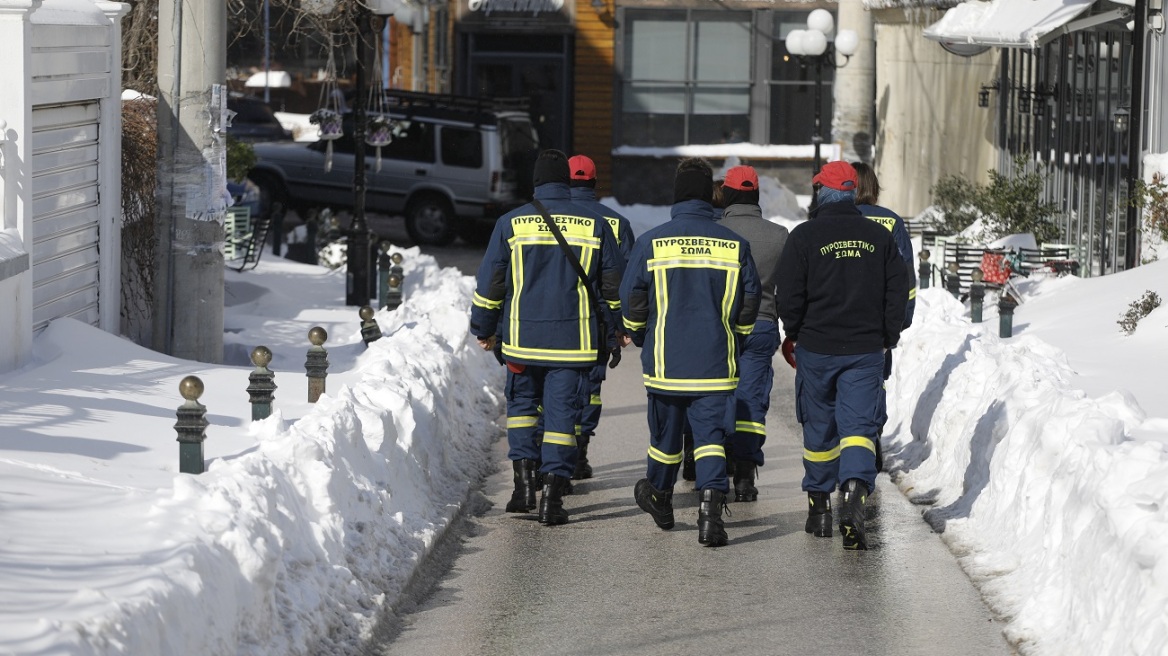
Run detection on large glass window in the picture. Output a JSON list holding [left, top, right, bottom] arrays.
[[620, 9, 752, 146], [770, 12, 834, 146]]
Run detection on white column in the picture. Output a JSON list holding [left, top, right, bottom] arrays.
[[833, 0, 875, 164]]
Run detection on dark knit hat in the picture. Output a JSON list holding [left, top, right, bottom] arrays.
[[533, 149, 570, 187]]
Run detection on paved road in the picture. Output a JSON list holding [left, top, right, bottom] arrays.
[[366, 347, 1014, 655]]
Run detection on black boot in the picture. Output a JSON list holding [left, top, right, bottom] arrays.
[[572, 437, 593, 480], [505, 459, 538, 513], [681, 431, 696, 481], [732, 460, 758, 502], [875, 434, 884, 474], [838, 479, 869, 550], [697, 489, 729, 547], [634, 478, 675, 530], [805, 491, 832, 537], [538, 474, 571, 525]]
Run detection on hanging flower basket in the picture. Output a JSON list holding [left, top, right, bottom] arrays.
[[366, 115, 394, 148], [310, 108, 344, 141]]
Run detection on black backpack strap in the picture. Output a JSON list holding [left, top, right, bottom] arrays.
[[531, 198, 605, 361]]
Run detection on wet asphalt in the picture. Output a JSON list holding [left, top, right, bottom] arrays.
[[365, 345, 1015, 656]]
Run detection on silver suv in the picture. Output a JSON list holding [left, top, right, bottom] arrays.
[[248, 92, 539, 245]]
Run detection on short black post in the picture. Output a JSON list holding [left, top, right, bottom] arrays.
[[305, 326, 329, 403], [386, 252, 404, 311], [175, 375, 209, 475], [998, 293, 1019, 338], [969, 269, 985, 323], [378, 242, 391, 310], [945, 262, 961, 299], [919, 249, 931, 290], [247, 345, 277, 421], [359, 305, 382, 345]]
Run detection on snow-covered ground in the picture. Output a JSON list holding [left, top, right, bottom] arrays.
[[1, 190, 1167, 654]]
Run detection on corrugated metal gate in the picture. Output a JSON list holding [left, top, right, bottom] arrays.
[[30, 101, 101, 331]]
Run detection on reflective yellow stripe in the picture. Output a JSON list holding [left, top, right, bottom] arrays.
[[544, 431, 577, 447], [804, 446, 841, 462], [721, 269, 737, 377], [643, 374, 738, 393], [509, 234, 602, 249], [653, 268, 668, 379], [648, 259, 738, 272], [507, 416, 538, 429], [510, 244, 524, 347], [908, 287, 917, 300], [502, 343, 597, 363], [590, 394, 602, 405], [473, 292, 502, 310], [649, 445, 684, 465], [735, 421, 766, 435], [840, 436, 876, 455], [624, 317, 646, 331], [606, 299, 621, 310], [574, 425, 582, 435], [693, 444, 725, 460], [733, 323, 754, 335]]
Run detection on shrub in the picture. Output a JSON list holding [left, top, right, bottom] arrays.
[[1131, 173, 1168, 243], [120, 98, 158, 345], [1117, 290, 1161, 335], [928, 175, 982, 235], [928, 156, 1061, 242], [225, 136, 256, 182]]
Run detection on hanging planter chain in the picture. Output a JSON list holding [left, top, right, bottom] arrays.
[[310, 36, 344, 173], [365, 28, 393, 173]]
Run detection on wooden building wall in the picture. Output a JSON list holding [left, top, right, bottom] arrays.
[[572, 0, 616, 196]]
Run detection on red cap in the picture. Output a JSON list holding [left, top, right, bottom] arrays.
[[811, 161, 858, 191], [568, 155, 596, 181], [723, 165, 759, 191]]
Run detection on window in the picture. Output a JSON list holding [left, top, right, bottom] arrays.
[[441, 126, 483, 168], [619, 9, 753, 146], [770, 12, 834, 146], [382, 120, 435, 162]]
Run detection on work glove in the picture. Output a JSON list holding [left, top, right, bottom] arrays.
[[780, 338, 797, 369], [608, 346, 622, 369]]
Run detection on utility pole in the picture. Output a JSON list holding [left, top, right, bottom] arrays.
[[346, 9, 377, 306], [154, 0, 227, 362]]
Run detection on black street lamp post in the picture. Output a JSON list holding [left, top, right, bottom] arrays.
[[786, 9, 859, 175]]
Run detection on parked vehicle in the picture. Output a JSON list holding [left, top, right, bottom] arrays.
[[227, 95, 293, 143], [247, 91, 539, 246]]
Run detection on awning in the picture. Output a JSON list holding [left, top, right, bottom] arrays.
[[923, 0, 1126, 50]]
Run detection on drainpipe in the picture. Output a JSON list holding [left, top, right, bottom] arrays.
[[1127, 0, 1147, 269]]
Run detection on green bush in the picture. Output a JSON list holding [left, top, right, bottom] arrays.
[[928, 156, 1061, 242], [1117, 290, 1161, 335], [928, 175, 982, 235], [1131, 173, 1168, 244], [226, 136, 256, 183]]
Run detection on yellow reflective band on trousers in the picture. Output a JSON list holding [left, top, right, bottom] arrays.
[[507, 416, 538, 429], [804, 446, 841, 462], [643, 374, 738, 393], [648, 445, 683, 465], [909, 287, 917, 300], [544, 431, 577, 447], [840, 436, 876, 455], [735, 420, 766, 435], [502, 343, 597, 363], [590, 394, 602, 405], [693, 444, 726, 460], [624, 317, 646, 331]]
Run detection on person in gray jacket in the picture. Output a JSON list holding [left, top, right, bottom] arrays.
[[716, 165, 789, 501]]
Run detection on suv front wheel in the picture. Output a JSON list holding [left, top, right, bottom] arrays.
[[405, 194, 457, 246]]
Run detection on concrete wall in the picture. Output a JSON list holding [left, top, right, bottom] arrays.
[[871, 9, 999, 218]]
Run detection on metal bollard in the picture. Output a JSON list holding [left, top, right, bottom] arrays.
[[998, 293, 1019, 338], [305, 326, 330, 403], [945, 262, 961, 299], [175, 375, 209, 474], [969, 269, 985, 323], [359, 305, 383, 345], [385, 252, 404, 311], [378, 242, 391, 310], [918, 249, 931, 290], [247, 346, 277, 421]]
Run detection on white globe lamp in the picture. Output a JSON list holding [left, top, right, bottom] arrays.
[[808, 9, 835, 36], [803, 29, 828, 57], [786, 29, 807, 56], [835, 29, 860, 57]]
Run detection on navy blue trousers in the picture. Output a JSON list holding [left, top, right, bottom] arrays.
[[506, 366, 585, 479], [577, 363, 606, 443], [794, 347, 883, 494], [645, 392, 733, 493], [729, 320, 779, 466]]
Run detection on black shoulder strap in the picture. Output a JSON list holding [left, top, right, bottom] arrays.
[[531, 198, 598, 309], [531, 198, 605, 360]]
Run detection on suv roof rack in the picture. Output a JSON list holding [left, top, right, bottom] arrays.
[[380, 90, 530, 125]]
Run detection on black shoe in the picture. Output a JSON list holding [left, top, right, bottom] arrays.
[[572, 439, 593, 480], [732, 460, 758, 502], [839, 479, 869, 550], [538, 474, 571, 525], [504, 459, 538, 513], [805, 491, 832, 537], [634, 478, 675, 530], [681, 431, 696, 481], [697, 489, 729, 547]]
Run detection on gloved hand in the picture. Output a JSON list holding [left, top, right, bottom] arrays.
[[780, 338, 797, 369], [608, 346, 622, 369]]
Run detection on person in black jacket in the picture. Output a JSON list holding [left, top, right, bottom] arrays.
[[775, 161, 909, 550]]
